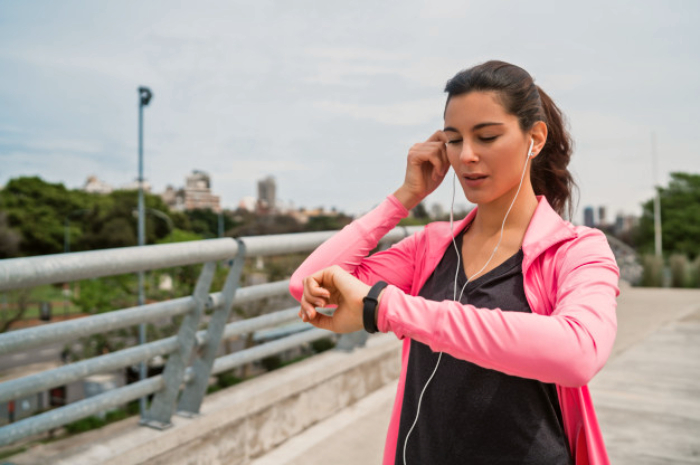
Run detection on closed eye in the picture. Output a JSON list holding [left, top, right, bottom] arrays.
[[479, 136, 498, 142], [446, 139, 462, 145]]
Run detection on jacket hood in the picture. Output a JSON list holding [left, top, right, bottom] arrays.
[[437, 196, 577, 273]]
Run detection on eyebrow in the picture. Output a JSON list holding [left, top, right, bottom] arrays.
[[443, 122, 504, 132]]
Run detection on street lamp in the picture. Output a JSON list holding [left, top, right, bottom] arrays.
[[132, 208, 174, 235], [137, 86, 152, 417], [651, 132, 662, 259]]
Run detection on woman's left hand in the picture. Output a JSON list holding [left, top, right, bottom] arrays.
[[299, 265, 372, 333]]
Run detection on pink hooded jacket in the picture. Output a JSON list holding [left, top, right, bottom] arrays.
[[290, 194, 620, 465]]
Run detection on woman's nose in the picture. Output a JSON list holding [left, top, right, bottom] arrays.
[[460, 144, 478, 163]]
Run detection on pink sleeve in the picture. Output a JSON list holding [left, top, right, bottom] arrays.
[[377, 230, 619, 387], [289, 195, 419, 301]]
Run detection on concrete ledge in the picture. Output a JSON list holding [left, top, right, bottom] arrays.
[[10, 333, 402, 465]]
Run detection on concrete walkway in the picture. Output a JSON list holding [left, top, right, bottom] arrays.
[[252, 285, 700, 464]]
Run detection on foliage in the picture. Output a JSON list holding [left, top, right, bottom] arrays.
[[310, 337, 335, 353], [63, 401, 139, 434], [669, 254, 692, 288], [156, 228, 204, 244], [692, 256, 700, 288], [261, 355, 283, 371], [640, 255, 664, 287], [63, 415, 108, 434], [0, 176, 180, 256], [0, 288, 32, 332], [304, 214, 353, 232], [0, 211, 21, 258], [635, 172, 700, 260], [185, 208, 238, 238]]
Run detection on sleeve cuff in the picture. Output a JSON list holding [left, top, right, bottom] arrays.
[[377, 284, 397, 334], [386, 194, 410, 218]]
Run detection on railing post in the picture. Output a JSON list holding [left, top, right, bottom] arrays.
[[140, 261, 217, 429], [177, 240, 246, 416]]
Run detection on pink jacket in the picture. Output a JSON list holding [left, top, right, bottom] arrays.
[[290, 194, 620, 465]]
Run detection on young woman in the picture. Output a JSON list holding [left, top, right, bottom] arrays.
[[289, 61, 619, 465]]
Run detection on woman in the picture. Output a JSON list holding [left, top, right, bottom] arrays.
[[289, 61, 619, 465]]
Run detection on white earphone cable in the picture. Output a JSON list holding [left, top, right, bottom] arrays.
[[402, 140, 534, 465]]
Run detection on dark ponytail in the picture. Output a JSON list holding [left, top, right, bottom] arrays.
[[444, 61, 577, 219]]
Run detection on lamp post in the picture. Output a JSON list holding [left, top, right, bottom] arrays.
[[132, 208, 174, 234], [137, 86, 152, 417], [651, 132, 662, 258]]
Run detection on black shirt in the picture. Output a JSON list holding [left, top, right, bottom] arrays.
[[396, 229, 572, 465]]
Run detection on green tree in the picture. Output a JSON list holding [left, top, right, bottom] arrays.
[[636, 172, 700, 259], [185, 209, 238, 238], [0, 176, 90, 256], [0, 211, 21, 258]]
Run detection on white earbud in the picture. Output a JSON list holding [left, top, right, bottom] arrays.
[[528, 138, 535, 158]]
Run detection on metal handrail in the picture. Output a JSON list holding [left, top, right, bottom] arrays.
[[0, 238, 239, 292], [0, 226, 422, 447]]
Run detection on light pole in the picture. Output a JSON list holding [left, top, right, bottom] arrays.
[[137, 86, 152, 417], [132, 208, 174, 234], [651, 132, 662, 258]]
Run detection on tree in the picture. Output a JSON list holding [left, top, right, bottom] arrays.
[[0, 211, 21, 258], [635, 172, 700, 259], [0, 177, 90, 256]]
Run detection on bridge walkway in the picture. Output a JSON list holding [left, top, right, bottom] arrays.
[[252, 286, 700, 465]]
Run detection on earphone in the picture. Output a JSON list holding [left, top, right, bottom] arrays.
[[402, 138, 535, 465]]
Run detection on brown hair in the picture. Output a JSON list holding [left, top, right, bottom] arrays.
[[444, 60, 577, 218]]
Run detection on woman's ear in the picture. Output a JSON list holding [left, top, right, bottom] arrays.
[[529, 121, 548, 158]]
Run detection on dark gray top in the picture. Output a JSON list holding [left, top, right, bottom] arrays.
[[396, 228, 572, 465]]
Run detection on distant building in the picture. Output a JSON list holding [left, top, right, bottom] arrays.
[[257, 176, 276, 214], [83, 175, 113, 194], [598, 206, 607, 228], [583, 206, 595, 228], [122, 179, 152, 193], [161, 170, 221, 213], [614, 212, 639, 235], [161, 185, 185, 211], [288, 206, 339, 225], [238, 196, 257, 213]]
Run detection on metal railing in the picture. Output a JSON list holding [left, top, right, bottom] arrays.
[[0, 226, 420, 447]]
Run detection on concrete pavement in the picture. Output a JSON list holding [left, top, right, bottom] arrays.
[[252, 285, 700, 464]]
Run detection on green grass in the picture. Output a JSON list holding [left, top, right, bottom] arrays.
[[0, 445, 28, 461], [1, 284, 85, 323]]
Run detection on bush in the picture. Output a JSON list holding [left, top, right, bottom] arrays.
[[311, 337, 336, 354], [640, 255, 664, 287], [64, 415, 107, 434], [669, 254, 692, 288], [261, 355, 283, 372], [217, 371, 243, 388], [692, 256, 700, 288]]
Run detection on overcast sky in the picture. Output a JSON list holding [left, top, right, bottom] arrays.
[[1, 0, 698, 223]]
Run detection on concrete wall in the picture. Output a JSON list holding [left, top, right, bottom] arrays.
[[11, 334, 402, 465]]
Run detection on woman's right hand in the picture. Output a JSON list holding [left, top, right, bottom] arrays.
[[393, 130, 450, 211]]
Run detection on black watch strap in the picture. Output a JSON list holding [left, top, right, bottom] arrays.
[[363, 281, 388, 334]]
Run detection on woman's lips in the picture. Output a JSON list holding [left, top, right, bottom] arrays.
[[464, 174, 488, 187]]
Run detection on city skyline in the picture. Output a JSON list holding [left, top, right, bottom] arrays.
[[1, 1, 698, 219]]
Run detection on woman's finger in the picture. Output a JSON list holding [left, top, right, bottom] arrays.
[[426, 129, 446, 143], [306, 311, 334, 332], [302, 276, 331, 307], [300, 295, 319, 320]]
